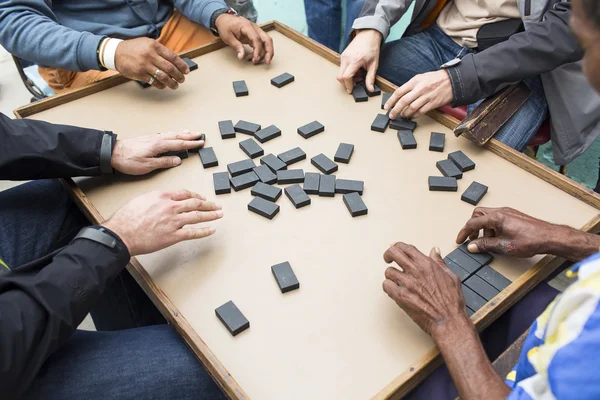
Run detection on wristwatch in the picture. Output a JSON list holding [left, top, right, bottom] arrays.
[[210, 7, 238, 36], [73, 226, 124, 251]]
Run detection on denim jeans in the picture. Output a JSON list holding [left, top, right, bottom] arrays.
[[0, 180, 225, 399], [378, 24, 549, 152], [304, 0, 364, 52]]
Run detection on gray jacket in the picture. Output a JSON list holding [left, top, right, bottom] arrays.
[[353, 0, 600, 164]]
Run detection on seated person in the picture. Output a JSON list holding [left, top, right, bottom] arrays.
[[0, 113, 226, 399], [0, 0, 274, 93], [383, 4, 600, 398], [339, 0, 600, 164]]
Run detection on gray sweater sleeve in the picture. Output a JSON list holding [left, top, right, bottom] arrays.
[[0, 0, 104, 71], [351, 0, 414, 40], [172, 0, 227, 28], [446, 2, 583, 106]]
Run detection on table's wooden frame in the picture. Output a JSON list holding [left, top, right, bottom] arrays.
[[14, 21, 600, 400]]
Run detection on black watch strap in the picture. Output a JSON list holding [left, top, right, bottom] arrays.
[[100, 131, 116, 175], [210, 7, 238, 36], [74, 227, 118, 249]]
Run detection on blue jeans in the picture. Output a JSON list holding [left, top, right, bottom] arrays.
[[0, 180, 225, 399], [304, 0, 364, 52], [378, 24, 548, 151]]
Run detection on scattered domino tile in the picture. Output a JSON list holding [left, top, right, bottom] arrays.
[[213, 172, 231, 195], [297, 121, 325, 139], [381, 93, 391, 110], [251, 181, 282, 202], [390, 116, 417, 131], [429, 132, 445, 152], [234, 120, 261, 135], [199, 147, 218, 168], [428, 176, 458, 192], [335, 179, 364, 195], [334, 143, 354, 163], [311, 153, 338, 175], [261, 153, 287, 172], [271, 262, 300, 293], [352, 84, 368, 102], [254, 125, 281, 143], [464, 275, 500, 302], [476, 265, 511, 291], [219, 120, 236, 139], [461, 182, 488, 205], [343, 192, 368, 217], [284, 184, 311, 208], [319, 174, 336, 197], [398, 130, 417, 149], [436, 159, 463, 179], [448, 150, 476, 171], [461, 285, 486, 312], [371, 113, 390, 132], [277, 147, 306, 165], [215, 301, 249, 336], [227, 159, 256, 177], [230, 171, 259, 191], [233, 80, 249, 97], [182, 57, 198, 71], [271, 72, 295, 88], [239, 138, 264, 159], [137, 80, 151, 89], [248, 197, 280, 219], [253, 164, 277, 184], [304, 172, 321, 195], [277, 169, 305, 184]]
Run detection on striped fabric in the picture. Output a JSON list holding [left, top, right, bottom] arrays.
[[505, 252, 600, 399]]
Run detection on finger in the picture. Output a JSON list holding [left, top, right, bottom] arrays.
[[156, 139, 205, 153], [365, 59, 379, 92], [384, 266, 408, 286], [456, 214, 496, 244], [156, 45, 189, 75], [178, 210, 224, 227], [411, 101, 436, 119], [149, 66, 178, 90], [176, 198, 221, 213], [383, 243, 414, 272], [177, 226, 217, 241], [168, 189, 203, 201], [223, 32, 246, 60], [241, 25, 263, 64], [468, 237, 504, 254], [382, 279, 402, 300], [149, 156, 182, 170], [148, 75, 166, 90], [390, 90, 420, 120], [337, 58, 349, 86], [341, 62, 362, 94], [401, 95, 430, 119], [385, 82, 413, 112], [153, 56, 185, 84], [259, 29, 274, 64], [429, 247, 449, 270], [160, 131, 203, 140]]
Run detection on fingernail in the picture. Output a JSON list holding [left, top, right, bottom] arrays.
[[384, 105, 389, 110], [435, 247, 441, 255], [215, 203, 222, 210], [216, 210, 223, 217], [173, 157, 182, 166], [208, 227, 216, 234], [468, 243, 478, 253]]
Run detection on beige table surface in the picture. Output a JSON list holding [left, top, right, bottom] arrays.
[[28, 30, 598, 399]]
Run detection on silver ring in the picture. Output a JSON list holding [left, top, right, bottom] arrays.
[[153, 68, 161, 79], [148, 76, 156, 85]]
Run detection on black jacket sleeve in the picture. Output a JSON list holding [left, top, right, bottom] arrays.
[[0, 113, 115, 180], [0, 228, 130, 399], [446, 2, 583, 106]]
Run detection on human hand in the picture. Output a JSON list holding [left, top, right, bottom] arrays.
[[216, 14, 274, 64], [383, 243, 469, 337], [111, 131, 204, 175], [103, 190, 222, 256], [115, 38, 190, 89], [337, 29, 382, 93], [384, 70, 454, 119]]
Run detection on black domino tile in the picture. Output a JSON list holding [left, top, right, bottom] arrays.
[[215, 301, 249, 336], [304, 172, 320, 195], [230, 171, 259, 191], [444, 257, 470, 282], [446, 248, 481, 274], [297, 121, 325, 139], [319, 174, 336, 197], [253, 164, 277, 184], [461, 182, 489, 206], [429, 132, 445, 152], [251, 181, 282, 202], [390, 117, 417, 131], [476, 265, 511, 292], [137, 80, 151, 88], [381, 93, 391, 109], [199, 147, 218, 168], [277, 169, 305, 184], [239, 138, 264, 159], [260, 153, 287, 172], [461, 284, 487, 312], [428, 176, 458, 192], [343, 192, 368, 217], [233, 80, 249, 97], [271, 262, 300, 293], [188, 133, 205, 153], [254, 125, 281, 143], [248, 197, 279, 219], [457, 242, 494, 266], [371, 113, 390, 132], [213, 172, 231, 195], [227, 159, 256, 177], [363, 82, 381, 97], [159, 149, 189, 159], [234, 120, 261, 135], [219, 120, 236, 139], [284, 184, 311, 208], [311, 153, 338, 175], [183, 57, 198, 71], [352, 84, 368, 102], [448, 150, 475, 172], [398, 130, 417, 149], [464, 275, 500, 302], [334, 143, 354, 163], [277, 147, 306, 165], [436, 159, 463, 179], [335, 179, 364, 195], [271, 72, 295, 88]]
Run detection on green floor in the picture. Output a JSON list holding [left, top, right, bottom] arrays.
[[253, 1, 599, 190]]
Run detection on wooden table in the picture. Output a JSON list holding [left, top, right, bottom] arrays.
[[15, 22, 600, 400]]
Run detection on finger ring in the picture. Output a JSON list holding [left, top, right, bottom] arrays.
[[148, 76, 156, 85], [153, 68, 161, 79]]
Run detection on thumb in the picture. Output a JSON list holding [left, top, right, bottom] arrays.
[[224, 33, 245, 60], [151, 156, 181, 171], [365, 59, 378, 92], [468, 237, 501, 254], [429, 247, 445, 267]]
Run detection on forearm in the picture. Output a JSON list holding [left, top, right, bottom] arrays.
[[546, 225, 600, 262], [433, 316, 510, 400], [0, 113, 114, 179], [172, 0, 226, 28]]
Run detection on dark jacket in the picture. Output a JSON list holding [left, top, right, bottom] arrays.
[[353, 0, 600, 164], [0, 113, 130, 399]]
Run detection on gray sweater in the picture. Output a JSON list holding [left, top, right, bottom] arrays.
[[0, 0, 226, 72]]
